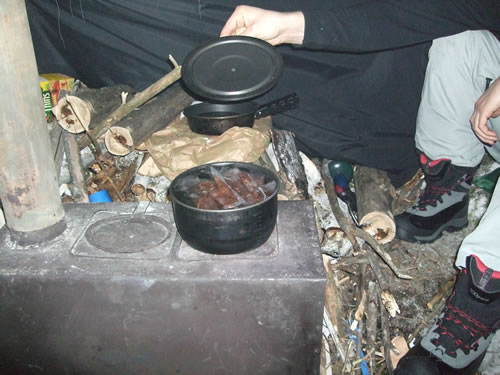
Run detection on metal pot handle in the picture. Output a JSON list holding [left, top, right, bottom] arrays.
[[254, 93, 299, 119]]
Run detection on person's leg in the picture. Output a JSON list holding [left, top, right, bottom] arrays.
[[395, 178, 500, 373], [396, 250, 500, 373], [455, 175, 500, 270], [396, 73, 500, 373], [420, 202, 500, 368], [396, 30, 500, 243], [416, 30, 500, 167]]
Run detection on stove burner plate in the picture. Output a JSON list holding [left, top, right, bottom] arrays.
[[85, 214, 170, 253], [71, 208, 178, 260], [182, 36, 283, 102], [175, 222, 279, 262]]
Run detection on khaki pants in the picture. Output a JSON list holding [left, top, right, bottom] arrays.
[[416, 30, 500, 168], [415, 30, 500, 270]]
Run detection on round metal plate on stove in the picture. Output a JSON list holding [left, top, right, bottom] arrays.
[[85, 214, 171, 253], [182, 36, 283, 102]]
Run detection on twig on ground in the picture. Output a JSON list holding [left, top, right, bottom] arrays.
[[407, 281, 452, 345], [364, 248, 390, 291], [352, 348, 375, 367], [379, 288, 394, 375], [366, 279, 378, 373], [354, 227, 413, 280], [426, 276, 455, 310], [324, 307, 347, 364], [354, 264, 368, 322]]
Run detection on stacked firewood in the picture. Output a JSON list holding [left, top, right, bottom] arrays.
[[271, 136, 456, 375], [53, 56, 191, 203]]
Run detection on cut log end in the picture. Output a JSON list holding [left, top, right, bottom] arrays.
[[105, 127, 134, 156], [359, 211, 396, 244], [53, 96, 92, 133]]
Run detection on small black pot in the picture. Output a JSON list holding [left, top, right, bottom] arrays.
[[183, 93, 299, 136], [169, 162, 280, 255]]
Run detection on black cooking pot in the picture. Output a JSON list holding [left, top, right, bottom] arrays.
[[169, 162, 280, 254], [184, 93, 298, 136]]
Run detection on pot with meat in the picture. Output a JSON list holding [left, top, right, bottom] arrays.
[[169, 162, 280, 254]]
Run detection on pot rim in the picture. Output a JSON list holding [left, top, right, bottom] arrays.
[[169, 161, 280, 213]]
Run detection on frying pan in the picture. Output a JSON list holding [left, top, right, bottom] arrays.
[[183, 93, 299, 135]]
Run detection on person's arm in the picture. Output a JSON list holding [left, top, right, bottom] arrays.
[[300, 0, 499, 52], [221, 0, 499, 52], [220, 5, 304, 45], [470, 78, 500, 145]]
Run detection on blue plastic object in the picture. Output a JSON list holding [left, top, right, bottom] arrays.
[[89, 190, 113, 203]]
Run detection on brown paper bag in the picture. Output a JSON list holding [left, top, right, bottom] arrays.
[[144, 116, 272, 180]]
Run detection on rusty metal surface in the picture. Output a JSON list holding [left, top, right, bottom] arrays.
[[0, 200, 325, 375]]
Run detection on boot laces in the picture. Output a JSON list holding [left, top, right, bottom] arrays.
[[416, 182, 452, 209], [430, 295, 493, 357]]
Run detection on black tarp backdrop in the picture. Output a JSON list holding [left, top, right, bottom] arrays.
[[25, 0, 500, 187]]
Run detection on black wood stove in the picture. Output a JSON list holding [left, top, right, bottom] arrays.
[[0, 200, 325, 375]]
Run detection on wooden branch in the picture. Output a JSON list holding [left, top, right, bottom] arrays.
[[115, 159, 138, 194], [63, 132, 89, 203], [407, 295, 448, 345], [427, 276, 455, 311], [364, 248, 389, 291], [271, 129, 308, 199], [78, 60, 182, 148], [379, 289, 394, 375], [366, 280, 378, 374], [392, 169, 424, 215], [324, 307, 347, 364], [105, 84, 193, 155], [356, 227, 412, 280], [354, 165, 396, 244], [354, 263, 368, 322], [323, 255, 347, 341]]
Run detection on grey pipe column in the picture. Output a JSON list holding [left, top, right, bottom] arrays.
[[0, 0, 65, 244]]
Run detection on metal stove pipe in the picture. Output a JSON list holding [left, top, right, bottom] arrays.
[[0, 0, 65, 245]]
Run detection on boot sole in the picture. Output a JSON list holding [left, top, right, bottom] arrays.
[[399, 216, 468, 244]]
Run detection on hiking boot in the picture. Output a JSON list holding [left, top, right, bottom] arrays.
[[395, 255, 500, 374], [395, 152, 477, 243], [394, 345, 487, 375], [421, 255, 500, 369]]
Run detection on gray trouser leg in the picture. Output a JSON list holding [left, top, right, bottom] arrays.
[[456, 176, 500, 270], [415, 30, 500, 167]]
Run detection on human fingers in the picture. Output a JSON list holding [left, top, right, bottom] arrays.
[[220, 5, 265, 38], [471, 113, 498, 145], [220, 8, 247, 37]]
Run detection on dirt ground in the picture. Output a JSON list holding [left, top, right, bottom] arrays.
[[322, 155, 499, 374]]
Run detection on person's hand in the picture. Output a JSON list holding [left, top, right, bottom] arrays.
[[470, 78, 500, 145], [220, 5, 305, 46]]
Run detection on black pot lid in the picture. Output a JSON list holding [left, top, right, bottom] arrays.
[[182, 36, 284, 102]]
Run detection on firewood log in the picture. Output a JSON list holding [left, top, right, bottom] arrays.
[[53, 85, 136, 133], [271, 129, 308, 200], [354, 165, 396, 244], [104, 84, 192, 155]]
